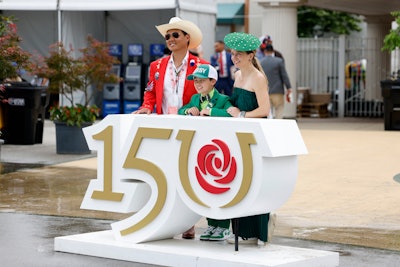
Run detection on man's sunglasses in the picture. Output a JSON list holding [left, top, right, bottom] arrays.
[[165, 32, 181, 40]]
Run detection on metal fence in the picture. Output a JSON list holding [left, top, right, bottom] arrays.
[[297, 37, 385, 117]]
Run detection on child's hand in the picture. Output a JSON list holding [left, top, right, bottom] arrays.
[[200, 109, 210, 116], [186, 107, 200, 116]]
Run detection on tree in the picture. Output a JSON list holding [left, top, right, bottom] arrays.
[[297, 6, 362, 38], [382, 11, 400, 52], [31, 36, 120, 126], [0, 15, 32, 81]]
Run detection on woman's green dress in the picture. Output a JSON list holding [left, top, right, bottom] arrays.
[[230, 87, 270, 242]]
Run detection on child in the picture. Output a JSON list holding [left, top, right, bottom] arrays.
[[179, 64, 232, 117], [178, 64, 232, 241]]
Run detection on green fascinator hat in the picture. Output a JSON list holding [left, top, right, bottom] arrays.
[[224, 32, 261, 52]]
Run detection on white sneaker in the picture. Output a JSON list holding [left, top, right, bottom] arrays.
[[200, 226, 215, 241], [268, 213, 277, 242], [257, 239, 266, 246], [227, 235, 257, 244], [209, 227, 230, 241]]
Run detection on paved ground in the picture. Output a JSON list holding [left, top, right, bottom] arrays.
[[277, 117, 400, 251], [1, 117, 400, 266]]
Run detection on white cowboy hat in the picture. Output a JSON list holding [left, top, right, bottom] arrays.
[[156, 17, 203, 49]]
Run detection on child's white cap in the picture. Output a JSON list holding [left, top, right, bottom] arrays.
[[187, 64, 218, 81]]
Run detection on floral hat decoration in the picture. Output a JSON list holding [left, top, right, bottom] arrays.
[[224, 32, 261, 52]]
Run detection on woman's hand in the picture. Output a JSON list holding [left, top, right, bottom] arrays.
[[227, 107, 241, 117]]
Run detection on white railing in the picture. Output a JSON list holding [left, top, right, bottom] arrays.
[[296, 36, 393, 118]]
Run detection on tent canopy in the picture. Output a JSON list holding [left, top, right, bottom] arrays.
[[59, 0, 176, 11], [0, 0, 57, 10], [0, 0, 217, 12], [1, 0, 217, 63], [217, 3, 244, 25], [0, 0, 176, 11]]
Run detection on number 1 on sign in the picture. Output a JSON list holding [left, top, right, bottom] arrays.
[[91, 125, 124, 201]]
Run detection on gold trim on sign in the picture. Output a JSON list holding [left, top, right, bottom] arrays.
[[176, 130, 209, 208], [120, 127, 172, 235], [221, 132, 256, 208], [91, 125, 124, 201]]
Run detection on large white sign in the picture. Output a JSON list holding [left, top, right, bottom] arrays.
[[81, 114, 307, 243]]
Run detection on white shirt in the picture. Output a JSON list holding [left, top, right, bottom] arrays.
[[162, 52, 189, 114]]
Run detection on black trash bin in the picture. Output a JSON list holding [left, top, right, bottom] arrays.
[[1, 82, 49, 144], [381, 79, 400, 130]]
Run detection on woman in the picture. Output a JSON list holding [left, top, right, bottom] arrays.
[[224, 32, 276, 246]]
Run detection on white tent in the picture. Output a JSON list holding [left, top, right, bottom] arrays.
[[1, 0, 216, 108], [1, 0, 217, 64]]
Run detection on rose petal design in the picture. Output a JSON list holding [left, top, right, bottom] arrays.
[[195, 166, 230, 194], [215, 157, 237, 184], [212, 139, 231, 171], [195, 139, 237, 194], [214, 157, 222, 169], [205, 152, 222, 177], [197, 144, 218, 174]]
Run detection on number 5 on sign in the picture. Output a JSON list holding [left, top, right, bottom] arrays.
[[81, 114, 307, 243]]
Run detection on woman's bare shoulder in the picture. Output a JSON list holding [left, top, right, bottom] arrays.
[[249, 71, 267, 93]]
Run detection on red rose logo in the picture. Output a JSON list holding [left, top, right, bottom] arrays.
[[195, 139, 237, 194]]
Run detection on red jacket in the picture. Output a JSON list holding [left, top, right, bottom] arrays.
[[140, 53, 209, 114]]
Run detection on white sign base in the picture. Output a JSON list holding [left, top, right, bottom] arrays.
[[55, 231, 339, 267], [53, 115, 339, 266]]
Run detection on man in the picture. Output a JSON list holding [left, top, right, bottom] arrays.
[[256, 35, 284, 61], [133, 16, 208, 239], [133, 17, 208, 115], [260, 44, 292, 119], [210, 40, 234, 96]]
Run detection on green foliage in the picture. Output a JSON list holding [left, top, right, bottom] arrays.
[[382, 11, 400, 52], [31, 35, 120, 126], [298, 7, 362, 38], [49, 103, 100, 127], [32, 42, 83, 101], [31, 36, 120, 106]]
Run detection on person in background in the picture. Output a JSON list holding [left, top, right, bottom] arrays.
[[256, 34, 284, 61], [190, 44, 204, 58], [260, 44, 292, 119], [224, 32, 276, 246], [210, 40, 234, 96], [178, 64, 233, 241], [132, 16, 208, 239]]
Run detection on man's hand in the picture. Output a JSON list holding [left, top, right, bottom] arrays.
[[285, 89, 292, 103], [132, 108, 151, 114]]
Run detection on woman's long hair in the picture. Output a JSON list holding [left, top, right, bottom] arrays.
[[247, 50, 267, 78]]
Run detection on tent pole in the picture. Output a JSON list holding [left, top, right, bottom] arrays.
[[105, 11, 108, 42], [175, 0, 180, 17], [57, 0, 62, 43], [57, 0, 64, 106]]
